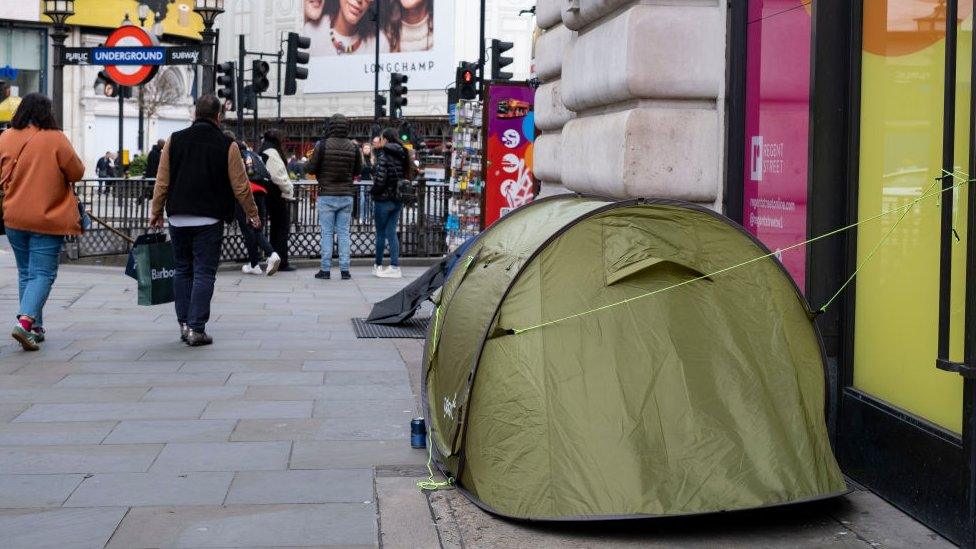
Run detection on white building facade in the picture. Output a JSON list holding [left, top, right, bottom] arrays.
[[213, 0, 535, 120]]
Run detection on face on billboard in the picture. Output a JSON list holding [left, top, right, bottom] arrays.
[[302, 0, 453, 93]]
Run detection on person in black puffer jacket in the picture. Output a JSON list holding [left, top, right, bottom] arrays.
[[371, 128, 411, 279], [308, 113, 362, 280]]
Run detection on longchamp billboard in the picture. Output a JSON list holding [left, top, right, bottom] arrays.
[[301, 0, 454, 93]]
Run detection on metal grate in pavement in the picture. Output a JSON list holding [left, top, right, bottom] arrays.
[[351, 318, 430, 339]]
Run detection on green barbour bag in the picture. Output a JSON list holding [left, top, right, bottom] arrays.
[[134, 235, 175, 306]]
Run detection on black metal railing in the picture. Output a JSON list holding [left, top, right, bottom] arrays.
[[67, 178, 449, 262]]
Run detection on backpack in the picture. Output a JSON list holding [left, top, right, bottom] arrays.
[[243, 150, 273, 188], [397, 155, 418, 206]]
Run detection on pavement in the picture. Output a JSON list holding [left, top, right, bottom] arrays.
[[0, 243, 957, 548]]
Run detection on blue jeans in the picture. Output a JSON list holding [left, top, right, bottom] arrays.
[[374, 201, 402, 267], [318, 195, 354, 271], [169, 222, 223, 332], [6, 228, 64, 327]]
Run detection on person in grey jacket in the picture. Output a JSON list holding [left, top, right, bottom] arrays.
[[307, 114, 362, 280]]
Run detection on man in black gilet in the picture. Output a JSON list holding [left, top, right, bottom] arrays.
[[150, 95, 259, 346]]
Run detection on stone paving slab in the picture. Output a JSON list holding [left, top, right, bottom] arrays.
[[179, 359, 306, 373], [201, 400, 314, 419], [243, 385, 413, 402], [106, 503, 378, 548], [102, 420, 238, 444], [0, 474, 85, 507], [0, 507, 128, 549], [149, 441, 292, 472], [0, 387, 148, 403], [225, 469, 374, 505], [27, 360, 185, 374], [0, 374, 68, 388], [64, 472, 234, 507], [313, 398, 418, 419], [0, 421, 116, 445], [302, 359, 406, 371], [55, 372, 229, 388], [291, 440, 427, 469], [14, 401, 207, 422], [0, 402, 28, 421], [143, 386, 247, 401], [324, 370, 412, 386], [0, 444, 162, 474], [226, 372, 325, 386], [228, 417, 408, 442]]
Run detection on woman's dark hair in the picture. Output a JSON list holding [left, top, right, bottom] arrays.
[[384, 0, 434, 52], [11, 93, 59, 130], [261, 129, 286, 162], [381, 127, 401, 145], [326, 0, 374, 41]]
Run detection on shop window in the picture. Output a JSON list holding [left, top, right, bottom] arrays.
[[0, 26, 45, 96], [853, 0, 972, 434], [741, 1, 813, 288]]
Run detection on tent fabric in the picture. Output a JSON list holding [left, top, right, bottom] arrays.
[[367, 257, 447, 325], [422, 195, 846, 520]]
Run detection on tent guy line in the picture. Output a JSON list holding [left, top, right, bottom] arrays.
[[506, 171, 974, 336]]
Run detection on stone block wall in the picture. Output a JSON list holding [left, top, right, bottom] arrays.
[[532, 0, 727, 208]]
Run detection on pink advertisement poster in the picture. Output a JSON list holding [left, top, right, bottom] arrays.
[[743, 1, 812, 288], [484, 83, 536, 227]]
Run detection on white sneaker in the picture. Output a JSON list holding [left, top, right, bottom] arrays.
[[265, 252, 281, 276], [373, 264, 384, 277], [383, 266, 403, 279], [242, 263, 264, 275]]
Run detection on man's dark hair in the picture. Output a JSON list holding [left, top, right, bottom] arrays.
[[194, 94, 223, 120], [11, 93, 59, 130], [156, 139, 166, 147], [381, 127, 402, 145]]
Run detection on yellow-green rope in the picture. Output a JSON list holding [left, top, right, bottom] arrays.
[[509, 172, 973, 336], [417, 438, 454, 491]]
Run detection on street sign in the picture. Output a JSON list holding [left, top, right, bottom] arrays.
[[103, 25, 160, 87], [62, 45, 201, 66]]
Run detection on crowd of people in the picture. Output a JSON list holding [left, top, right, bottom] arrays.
[[0, 92, 417, 350]]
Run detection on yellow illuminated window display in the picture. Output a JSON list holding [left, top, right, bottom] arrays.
[[854, 0, 972, 434]]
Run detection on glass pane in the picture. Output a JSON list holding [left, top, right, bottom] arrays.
[[741, 0, 813, 288], [854, 0, 969, 434]]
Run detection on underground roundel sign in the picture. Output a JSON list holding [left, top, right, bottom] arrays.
[[97, 25, 162, 87]]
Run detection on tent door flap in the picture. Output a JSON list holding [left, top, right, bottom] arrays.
[[606, 256, 711, 286]]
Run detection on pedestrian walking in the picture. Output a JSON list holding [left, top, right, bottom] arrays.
[[0, 93, 85, 351], [95, 151, 112, 177], [145, 139, 164, 179], [226, 132, 280, 276], [308, 113, 362, 280], [259, 129, 295, 272], [371, 127, 410, 279], [149, 94, 259, 346]]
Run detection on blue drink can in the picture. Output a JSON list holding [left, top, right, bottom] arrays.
[[411, 417, 427, 449]]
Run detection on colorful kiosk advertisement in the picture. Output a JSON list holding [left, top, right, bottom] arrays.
[[742, 1, 812, 287], [484, 82, 536, 227]]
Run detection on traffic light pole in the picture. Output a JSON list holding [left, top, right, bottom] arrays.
[[373, 1, 381, 121], [237, 35, 246, 138], [479, 0, 486, 98]]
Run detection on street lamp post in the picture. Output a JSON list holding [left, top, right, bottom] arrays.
[[137, 4, 150, 154], [193, 0, 225, 95], [43, 0, 75, 127]]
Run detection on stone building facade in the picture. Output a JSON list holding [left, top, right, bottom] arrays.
[[532, 0, 726, 209]]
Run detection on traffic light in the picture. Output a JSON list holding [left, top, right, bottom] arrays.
[[252, 60, 270, 94], [456, 62, 478, 100], [399, 120, 415, 146], [490, 39, 514, 81], [284, 32, 310, 96], [374, 93, 387, 119], [216, 62, 236, 111], [95, 71, 132, 98], [241, 84, 257, 111], [389, 72, 408, 119]]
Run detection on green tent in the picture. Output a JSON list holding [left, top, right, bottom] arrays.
[[423, 195, 846, 520]]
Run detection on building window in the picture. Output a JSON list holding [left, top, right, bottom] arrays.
[[0, 26, 46, 95]]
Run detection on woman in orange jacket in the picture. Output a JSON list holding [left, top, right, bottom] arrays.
[[0, 93, 85, 351]]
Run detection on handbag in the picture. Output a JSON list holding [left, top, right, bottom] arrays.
[[131, 232, 176, 306], [0, 129, 39, 236]]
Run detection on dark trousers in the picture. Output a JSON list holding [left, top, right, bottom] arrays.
[[235, 193, 274, 267], [169, 222, 224, 332], [374, 200, 402, 266], [265, 185, 291, 268]]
